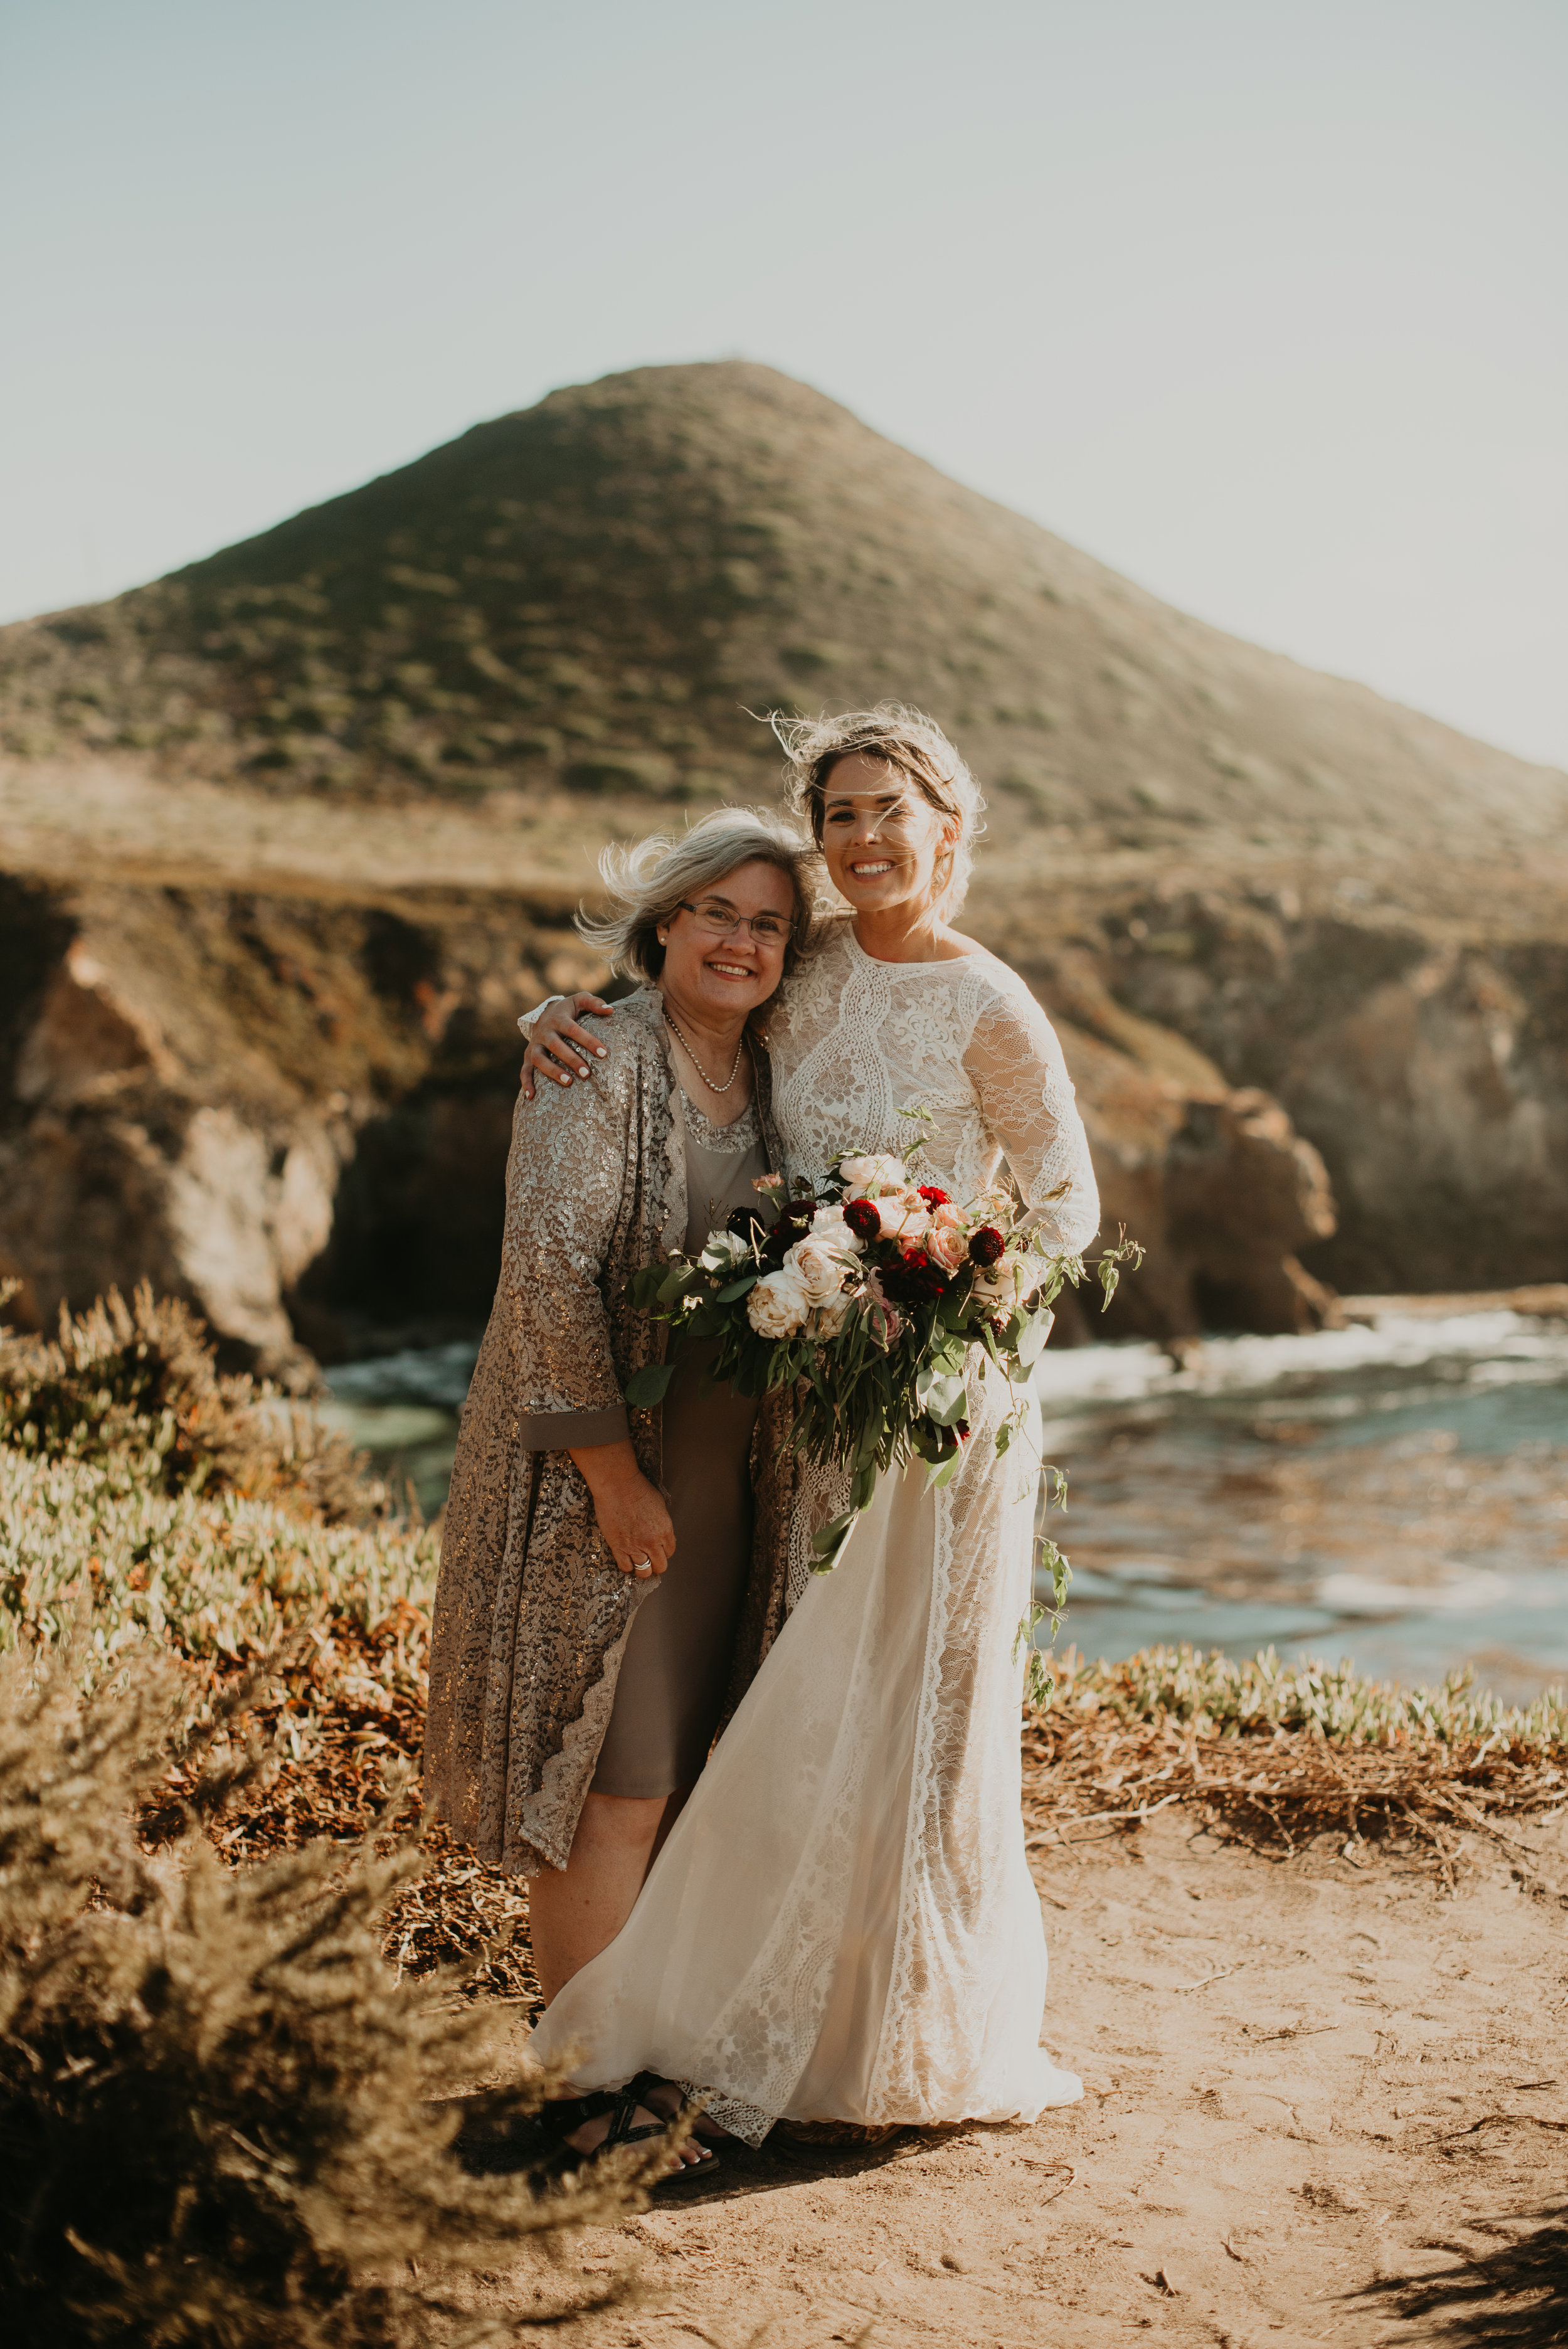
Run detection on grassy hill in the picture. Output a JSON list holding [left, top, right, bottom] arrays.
[[2, 361, 1562, 859]]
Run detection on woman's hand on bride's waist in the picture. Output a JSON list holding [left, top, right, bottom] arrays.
[[521, 993, 615, 1100]]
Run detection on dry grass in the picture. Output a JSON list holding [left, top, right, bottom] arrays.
[[1024, 1648, 1568, 1889], [0, 1281, 369, 1517]]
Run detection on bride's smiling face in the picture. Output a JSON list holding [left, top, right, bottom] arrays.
[[818, 753, 959, 919]]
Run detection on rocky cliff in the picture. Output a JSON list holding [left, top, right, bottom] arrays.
[[0, 868, 1337, 1371], [975, 859, 1568, 1300]]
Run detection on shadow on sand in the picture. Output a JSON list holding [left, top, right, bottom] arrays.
[[1354, 2202, 1568, 2344], [442, 2088, 946, 2205]]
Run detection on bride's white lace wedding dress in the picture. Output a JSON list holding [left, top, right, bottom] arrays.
[[528, 921, 1101, 2140]]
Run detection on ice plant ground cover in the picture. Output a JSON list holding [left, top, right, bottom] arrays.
[[626, 1108, 1140, 1584]]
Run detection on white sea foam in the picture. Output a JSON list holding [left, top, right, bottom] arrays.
[[1032, 1308, 1568, 1420]]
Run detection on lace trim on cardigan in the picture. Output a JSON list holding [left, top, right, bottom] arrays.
[[514, 1574, 657, 1872]]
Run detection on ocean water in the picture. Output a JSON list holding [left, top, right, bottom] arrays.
[[320, 1305, 1568, 1704], [1030, 1307, 1568, 1704]]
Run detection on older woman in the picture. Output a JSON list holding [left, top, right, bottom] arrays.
[[423, 806, 817, 2161]]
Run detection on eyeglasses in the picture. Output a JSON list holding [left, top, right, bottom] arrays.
[[676, 898, 792, 944]]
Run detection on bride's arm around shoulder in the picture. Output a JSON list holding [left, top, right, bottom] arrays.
[[960, 958, 1101, 1254]]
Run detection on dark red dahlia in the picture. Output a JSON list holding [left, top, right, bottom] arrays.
[[879, 1248, 949, 1305], [968, 1225, 1005, 1268], [843, 1196, 882, 1244], [916, 1184, 950, 1207]]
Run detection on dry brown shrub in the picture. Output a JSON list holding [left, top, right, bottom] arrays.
[[0, 1281, 371, 1521], [0, 1641, 660, 2348]]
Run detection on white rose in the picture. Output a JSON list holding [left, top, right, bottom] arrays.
[[747, 1265, 810, 1338], [808, 1204, 866, 1255], [972, 1254, 1025, 1308], [839, 1151, 908, 1198], [808, 1288, 853, 1338], [879, 1188, 931, 1241], [785, 1233, 855, 1307], [701, 1229, 753, 1271]]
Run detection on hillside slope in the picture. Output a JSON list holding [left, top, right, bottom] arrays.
[[2, 361, 1562, 857]]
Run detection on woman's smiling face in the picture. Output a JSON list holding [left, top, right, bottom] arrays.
[[657, 856, 797, 1026], [817, 752, 958, 918]]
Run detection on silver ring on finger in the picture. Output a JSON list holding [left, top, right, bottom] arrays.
[[632, 1557, 653, 1577]]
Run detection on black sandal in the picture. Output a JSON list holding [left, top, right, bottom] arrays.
[[620, 2069, 719, 2182], [536, 2087, 619, 2177], [539, 2075, 717, 2181]]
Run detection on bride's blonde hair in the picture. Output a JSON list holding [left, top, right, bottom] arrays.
[[771, 703, 987, 917]]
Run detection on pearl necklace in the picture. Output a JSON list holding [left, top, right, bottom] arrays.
[[664, 1006, 746, 1094]]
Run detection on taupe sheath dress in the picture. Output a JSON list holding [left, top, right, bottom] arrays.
[[590, 1090, 769, 1800]]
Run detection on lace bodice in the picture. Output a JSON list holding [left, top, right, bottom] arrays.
[[766, 921, 1099, 1251]]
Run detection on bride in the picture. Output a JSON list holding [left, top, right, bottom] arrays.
[[519, 705, 1100, 2145]]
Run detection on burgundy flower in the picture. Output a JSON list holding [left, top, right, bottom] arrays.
[[879, 1247, 950, 1305], [916, 1184, 950, 1207], [968, 1225, 1005, 1268], [844, 1196, 882, 1244]]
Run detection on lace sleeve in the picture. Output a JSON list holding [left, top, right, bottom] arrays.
[[516, 994, 563, 1036], [961, 982, 1101, 1253]]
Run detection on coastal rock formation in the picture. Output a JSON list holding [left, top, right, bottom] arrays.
[[0, 870, 1335, 1367], [1039, 971, 1338, 1343], [1079, 888, 1568, 1295]]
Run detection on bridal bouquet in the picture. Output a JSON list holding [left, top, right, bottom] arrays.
[[626, 1111, 1136, 1571]]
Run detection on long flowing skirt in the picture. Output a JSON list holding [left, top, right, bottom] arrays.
[[527, 1362, 1082, 2141]]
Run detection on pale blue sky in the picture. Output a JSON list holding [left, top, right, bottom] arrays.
[[3, 0, 1564, 766]]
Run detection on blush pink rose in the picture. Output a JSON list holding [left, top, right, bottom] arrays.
[[924, 1204, 970, 1270], [879, 1188, 931, 1241]]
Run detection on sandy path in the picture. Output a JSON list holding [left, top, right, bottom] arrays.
[[474, 1806, 1568, 2346]]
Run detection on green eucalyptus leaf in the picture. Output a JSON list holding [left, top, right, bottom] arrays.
[[810, 1508, 859, 1570], [714, 1274, 759, 1302], [923, 1372, 968, 1426], [624, 1360, 676, 1408], [1016, 1310, 1052, 1368]]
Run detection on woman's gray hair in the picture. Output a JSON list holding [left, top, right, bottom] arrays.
[[772, 703, 987, 917], [576, 805, 821, 984]]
